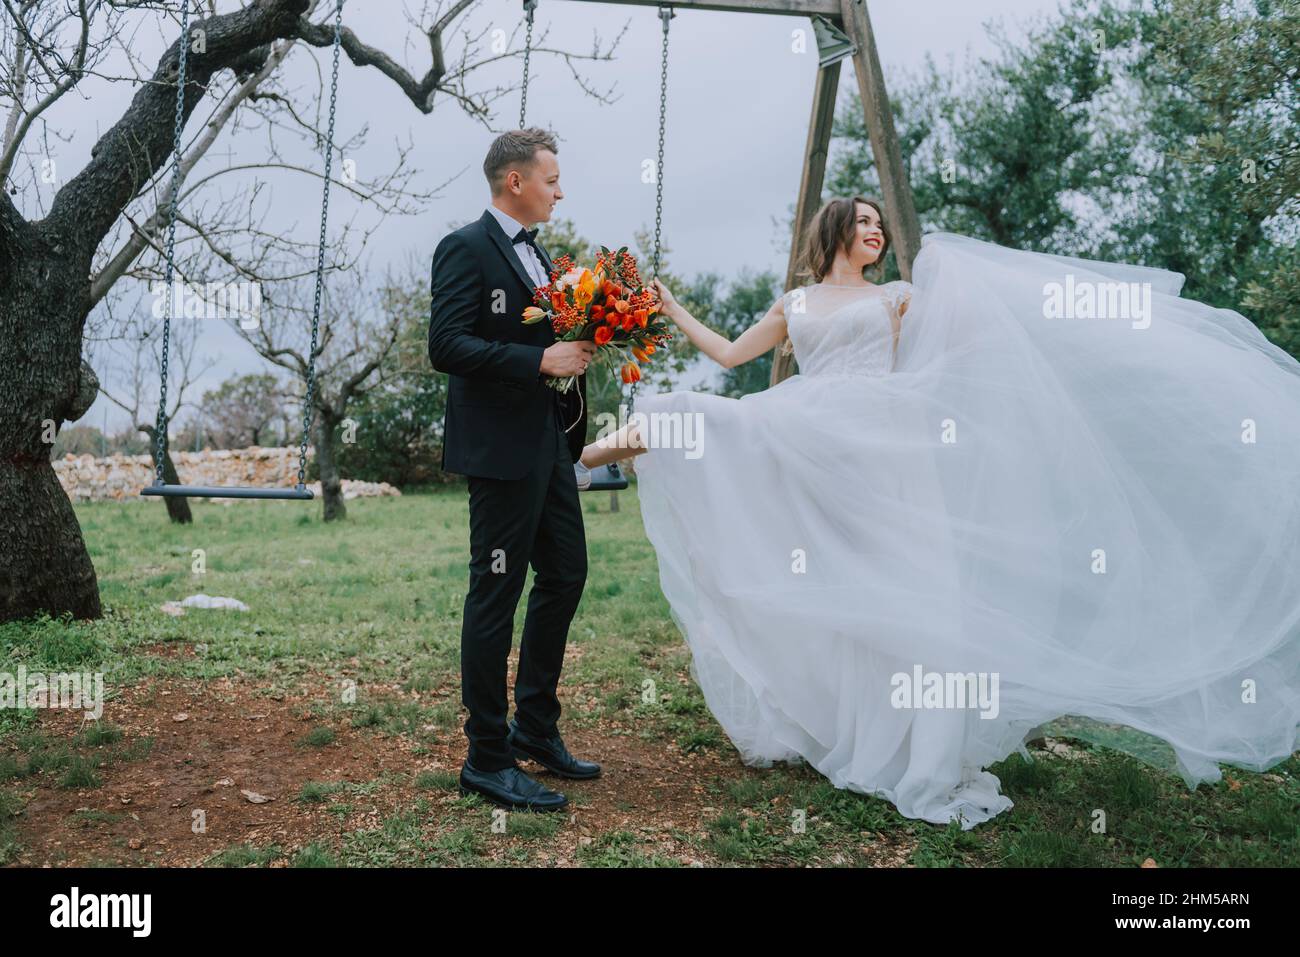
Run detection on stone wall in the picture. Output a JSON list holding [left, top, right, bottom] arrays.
[[54, 446, 401, 502]]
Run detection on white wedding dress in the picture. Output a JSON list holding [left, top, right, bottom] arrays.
[[632, 231, 1300, 829]]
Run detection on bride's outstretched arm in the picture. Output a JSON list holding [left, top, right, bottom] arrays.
[[651, 279, 788, 370], [580, 420, 645, 468]]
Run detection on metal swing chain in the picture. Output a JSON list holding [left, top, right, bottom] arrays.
[[151, 0, 193, 486], [519, 0, 537, 128], [633, 6, 672, 414], [296, 0, 346, 491], [651, 6, 671, 283]]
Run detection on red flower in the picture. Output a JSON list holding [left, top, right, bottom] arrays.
[[594, 325, 614, 346]]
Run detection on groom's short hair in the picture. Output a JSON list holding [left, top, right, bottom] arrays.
[[484, 128, 559, 195]]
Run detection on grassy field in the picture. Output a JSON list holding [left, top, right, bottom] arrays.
[[0, 484, 1296, 867]]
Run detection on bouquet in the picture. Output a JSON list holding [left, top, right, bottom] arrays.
[[523, 246, 674, 393]]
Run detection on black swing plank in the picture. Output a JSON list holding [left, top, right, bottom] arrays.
[[584, 463, 629, 492], [141, 484, 314, 501]]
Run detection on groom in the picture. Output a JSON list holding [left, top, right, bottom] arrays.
[[427, 128, 600, 812]]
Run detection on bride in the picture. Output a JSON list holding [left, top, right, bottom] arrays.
[[577, 196, 1300, 829]]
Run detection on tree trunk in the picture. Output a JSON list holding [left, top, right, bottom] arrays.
[[0, 452, 102, 622], [0, 223, 102, 622], [140, 425, 193, 525], [313, 416, 346, 522]]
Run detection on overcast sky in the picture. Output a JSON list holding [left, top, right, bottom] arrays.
[[30, 0, 1067, 434]]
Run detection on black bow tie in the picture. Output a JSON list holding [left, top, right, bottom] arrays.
[[512, 226, 540, 251]]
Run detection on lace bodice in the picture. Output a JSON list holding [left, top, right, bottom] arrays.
[[784, 280, 912, 378]]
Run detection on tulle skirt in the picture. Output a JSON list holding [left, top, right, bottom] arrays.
[[632, 232, 1300, 829]]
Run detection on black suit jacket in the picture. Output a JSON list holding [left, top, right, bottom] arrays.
[[428, 209, 588, 480]]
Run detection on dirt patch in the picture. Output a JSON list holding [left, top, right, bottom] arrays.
[[136, 642, 197, 659], [6, 675, 420, 866], [4, 666, 908, 867]]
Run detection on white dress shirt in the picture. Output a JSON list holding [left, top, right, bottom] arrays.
[[486, 205, 549, 288]]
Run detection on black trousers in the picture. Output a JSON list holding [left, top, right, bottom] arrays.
[[460, 393, 587, 771]]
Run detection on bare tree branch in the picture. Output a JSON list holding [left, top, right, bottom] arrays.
[[0, 0, 90, 184], [1, 3, 32, 155], [291, 0, 492, 114], [45, 0, 314, 253], [87, 36, 295, 305]]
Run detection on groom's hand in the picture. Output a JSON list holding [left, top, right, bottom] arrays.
[[541, 340, 598, 377]]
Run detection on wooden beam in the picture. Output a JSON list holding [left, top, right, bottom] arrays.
[[839, 0, 921, 278], [770, 59, 839, 386], [554, 0, 843, 18]]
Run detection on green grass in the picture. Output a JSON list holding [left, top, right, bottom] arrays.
[[0, 788, 23, 865], [415, 769, 459, 792], [205, 843, 284, 867], [292, 843, 340, 867], [299, 726, 337, 748], [0, 487, 1294, 867], [577, 829, 681, 867], [298, 781, 344, 803], [58, 754, 102, 790]]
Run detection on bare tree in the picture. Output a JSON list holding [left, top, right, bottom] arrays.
[[245, 265, 404, 521], [199, 372, 289, 449], [0, 0, 624, 622]]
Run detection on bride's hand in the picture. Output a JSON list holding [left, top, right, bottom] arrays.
[[651, 279, 680, 321]]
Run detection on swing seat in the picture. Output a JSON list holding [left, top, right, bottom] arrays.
[[584, 462, 628, 492], [141, 482, 314, 500]]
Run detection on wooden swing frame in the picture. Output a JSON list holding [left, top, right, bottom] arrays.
[[550, 0, 921, 386]]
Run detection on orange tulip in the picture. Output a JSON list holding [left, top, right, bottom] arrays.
[[591, 304, 605, 320], [595, 325, 614, 346], [634, 309, 648, 328], [631, 346, 650, 363], [522, 306, 547, 324], [620, 361, 641, 384]]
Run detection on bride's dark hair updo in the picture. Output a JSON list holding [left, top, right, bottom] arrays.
[[800, 196, 890, 283]]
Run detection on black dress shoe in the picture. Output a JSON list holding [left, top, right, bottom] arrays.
[[458, 760, 568, 812], [508, 718, 602, 779]]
